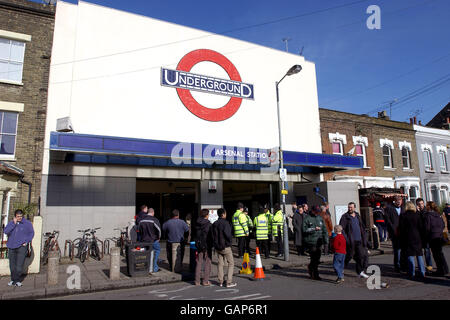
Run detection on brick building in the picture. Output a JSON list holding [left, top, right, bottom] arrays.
[[0, 0, 55, 227], [426, 102, 450, 130], [320, 108, 421, 202]]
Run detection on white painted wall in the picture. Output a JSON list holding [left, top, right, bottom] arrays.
[[43, 1, 322, 174]]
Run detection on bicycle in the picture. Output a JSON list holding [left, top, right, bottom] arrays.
[[88, 227, 103, 261], [42, 230, 61, 265], [73, 229, 91, 263], [104, 226, 129, 256], [114, 226, 129, 256]]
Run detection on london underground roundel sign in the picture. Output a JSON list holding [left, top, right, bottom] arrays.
[[161, 49, 254, 122]]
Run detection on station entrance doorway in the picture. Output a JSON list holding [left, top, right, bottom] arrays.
[[223, 181, 277, 222], [136, 179, 199, 225]]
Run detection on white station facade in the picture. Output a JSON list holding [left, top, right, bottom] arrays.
[[42, 1, 362, 242]]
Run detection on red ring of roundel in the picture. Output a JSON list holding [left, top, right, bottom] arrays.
[[176, 49, 243, 122]]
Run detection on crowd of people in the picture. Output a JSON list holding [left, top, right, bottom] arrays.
[[290, 196, 449, 282], [135, 197, 449, 287], [2, 196, 448, 288]]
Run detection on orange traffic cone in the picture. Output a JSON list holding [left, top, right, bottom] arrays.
[[253, 247, 265, 280]]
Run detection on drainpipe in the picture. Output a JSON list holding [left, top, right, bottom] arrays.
[[19, 176, 32, 219], [19, 177, 32, 205]]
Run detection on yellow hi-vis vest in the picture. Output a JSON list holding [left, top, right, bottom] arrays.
[[246, 214, 254, 231], [253, 213, 269, 240], [233, 210, 249, 237], [272, 210, 284, 236], [265, 211, 273, 235]]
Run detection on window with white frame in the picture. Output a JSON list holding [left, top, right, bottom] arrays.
[[423, 149, 433, 171], [0, 37, 25, 83], [401, 147, 411, 169], [440, 186, 448, 205], [332, 141, 343, 155], [439, 151, 448, 172], [355, 143, 367, 167], [409, 186, 418, 203], [0, 111, 18, 157], [431, 185, 439, 203], [329, 132, 346, 156], [382, 144, 394, 168]]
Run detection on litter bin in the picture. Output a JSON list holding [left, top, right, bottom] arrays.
[[125, 242, 153, 277], [189, 241, 197, 273]]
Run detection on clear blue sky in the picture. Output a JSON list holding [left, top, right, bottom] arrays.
[[46, 0, 450, 124]]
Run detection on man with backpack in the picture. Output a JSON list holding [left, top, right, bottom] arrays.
[[212, 208, 237, 288], [195, 209, 213, 286]]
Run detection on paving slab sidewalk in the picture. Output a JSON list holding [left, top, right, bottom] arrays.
[[0, 240, 392, 300]]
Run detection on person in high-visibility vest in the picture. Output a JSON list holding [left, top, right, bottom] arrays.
[[254, 207, 269, 259], [232, 202, 249, 258], [272, 203, 284, 257], [264, 204, 273, 257], [243, 207, 253, 256]]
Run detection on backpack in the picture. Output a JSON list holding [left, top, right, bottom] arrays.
[[195, 221, 209, 252], [195, 236, 206, 252], [429, 213, 444, 234]]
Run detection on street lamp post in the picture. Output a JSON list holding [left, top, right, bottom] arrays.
[[275, 64, 302, 262]]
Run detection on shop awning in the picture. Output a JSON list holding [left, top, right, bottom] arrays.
[[49, 132, 363, 173]]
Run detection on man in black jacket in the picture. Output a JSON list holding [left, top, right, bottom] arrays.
[[195, 209, 213, 286], [138, 208, 161, 273], [135, 204, 149, 242], [385, 196, 406, 272], [416, 198, 433, 271], [339, 202, 369, 278], [425, 208, 449, 276], [212, 208, 236, 287]]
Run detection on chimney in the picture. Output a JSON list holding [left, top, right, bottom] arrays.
[[409, 118, 413, 124], [413, 116, 417, 125], [378, 111, 389, 119], [419, 120, 422, 125]]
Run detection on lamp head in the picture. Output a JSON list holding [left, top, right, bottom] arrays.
[[286, 64, 302, 76]]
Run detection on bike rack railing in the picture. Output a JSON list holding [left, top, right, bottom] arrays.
[[103, 238, 120, 255], [97, 239, 104, 260], [64, 240, 74, 260], [103, 239, 111, 255]]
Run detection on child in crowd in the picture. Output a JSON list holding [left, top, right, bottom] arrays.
[[332, 225, 347, 284]]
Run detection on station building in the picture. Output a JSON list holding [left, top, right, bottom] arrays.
[[41, 1, 362, 242]]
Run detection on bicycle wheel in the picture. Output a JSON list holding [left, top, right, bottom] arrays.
[[42, 247, 49, 265], [68, 242, 74, 261], [42, 239, 50, 265], [80, 245, 87, 263], [72, 238, 82, 259], [91, 242, 101, 261]]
